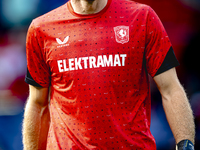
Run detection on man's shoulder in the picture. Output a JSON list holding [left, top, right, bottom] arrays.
[[31, 2, 69, 28]]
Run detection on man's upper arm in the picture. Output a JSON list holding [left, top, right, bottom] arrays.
[[28, 85, 49, 107], [153, 67, 181, 96]]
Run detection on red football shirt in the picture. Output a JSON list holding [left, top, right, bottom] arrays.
[[26, 0, 172, 149]]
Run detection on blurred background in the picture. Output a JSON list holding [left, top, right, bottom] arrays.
[[0, 0, 199, 149]]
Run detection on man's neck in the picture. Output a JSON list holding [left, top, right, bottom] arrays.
[[70, 0, 108, 15]]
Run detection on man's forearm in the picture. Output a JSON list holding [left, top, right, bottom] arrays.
[[23, 99, 50, 150], [162, 85, 195, 144]]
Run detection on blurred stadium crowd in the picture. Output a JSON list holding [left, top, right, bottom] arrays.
[[0, 0, 199, 150]]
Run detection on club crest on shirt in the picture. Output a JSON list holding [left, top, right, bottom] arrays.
[[114, 26, 129, 44]]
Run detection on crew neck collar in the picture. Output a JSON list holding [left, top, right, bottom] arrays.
[[67, 0, 112, 18]]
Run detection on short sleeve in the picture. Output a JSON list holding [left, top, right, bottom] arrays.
[[145, 7, 172, 77], [154, 47, 179, 76], [25, 20, 50, 87]]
